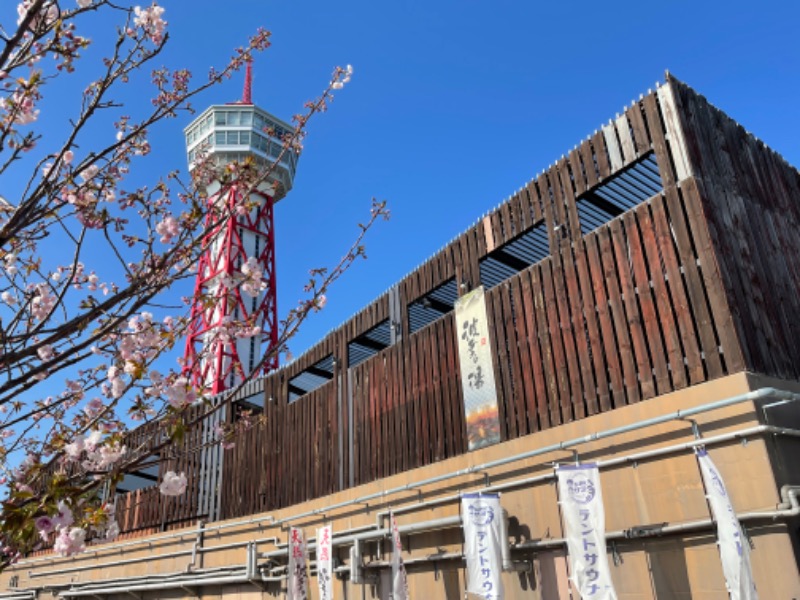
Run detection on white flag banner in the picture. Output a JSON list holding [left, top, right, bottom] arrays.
[[287, 527, 308, 600], [454, 286, 501, 450], [461, 493, 504, 599], [696, 449, 758, 600], [557, 464, 617, 600], [389, 511, 409, 600], [316, 524, 333, 600]]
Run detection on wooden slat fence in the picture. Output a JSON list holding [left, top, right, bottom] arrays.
[[111, 76, 800, 528], [669, 75, 800, 380]]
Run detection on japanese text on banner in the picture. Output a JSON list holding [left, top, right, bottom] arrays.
[[454, 286, 501, 450], [316, 524, 333, 600], [557, 464, 617, 600], [696, 449, 758, 600], [461, 493, 504, 600], [287, 527, 308, 600]]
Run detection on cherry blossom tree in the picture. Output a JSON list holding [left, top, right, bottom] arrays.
[[0, 0, 386, 567]]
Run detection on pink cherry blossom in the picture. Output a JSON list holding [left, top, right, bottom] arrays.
[[133, 4, 167, 44], [53, 527, 86, 557], [35, 516, 54, 541], [240, 256, 267, 297], [52, 501, 74, 529], [164, 377, 195, 408], [155, 214, 180, 243], [159, 471, 187, 496]]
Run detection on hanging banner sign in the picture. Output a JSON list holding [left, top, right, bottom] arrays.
[[389, 511, 409, 600], [461, 493, 504, 599], [454, 286, 501, 450], [696, 449, 758, 600], [316, 524, 333, 600], [557, 464, 617, 600], [287, 527, 308, 600]]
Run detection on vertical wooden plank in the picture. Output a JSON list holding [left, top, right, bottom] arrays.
[[431, 319, 446, 461], [580, 137, 599, 189], [557, 158, 582, 244], [549, 166, 569, 241], [650, 194, 705, 384], [530, 265, 560, 427], [657, 83, 692, 182], [483, 215, 496, 254], [642, 93, 676, 189], [637, 203, 689, 390], [421, 323, 437, 464], [626, 102, 651, 156], [500, 199, 515, 245], [679, 178, 745, 373], [592, 130, 612, 181], [550, 249, 585, 420], [516, 186, 533, 232], [409, 330, 424, 467], [541, 261, 572, 423], [435, 318, 454, 457], [519, 268, 550, 430], [602, 122, 624, 172], [562, 244, 597, 414], [569, 148, 587, 197], [502, 281, 528, 437], [374, 352, 385, 479], [619, 212, 669, 397], [489, 285, 516, 441], [585, 233, 623, 411], [351, 318, 362, 481], [612, 215, 660, 399], [510, 272, 537, 434], [573, 240, 606, 415], [598, 226, 640, 405], [538, 173, 559, 252], [614, 114, 636, 164], [445, 314, 466, 453], [527, 178, 544, 223]]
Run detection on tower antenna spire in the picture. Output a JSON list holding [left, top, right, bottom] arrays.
[[242, 58, 253, 104]]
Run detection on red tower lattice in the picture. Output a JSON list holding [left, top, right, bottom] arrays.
[[182, 65, 297, 394], [183, 186, 279, 395]]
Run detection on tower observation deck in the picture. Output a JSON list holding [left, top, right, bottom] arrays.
[[182, 68, 299, 394]]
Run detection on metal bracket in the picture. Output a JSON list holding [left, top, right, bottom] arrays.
[[681, 417, 702, 440], [610, 541, 622, 567]]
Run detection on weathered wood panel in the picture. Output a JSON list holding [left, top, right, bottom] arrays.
[[669, 75, 800, 379], [113, 78, 788, 530]]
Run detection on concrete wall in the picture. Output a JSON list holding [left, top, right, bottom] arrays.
[[4, 372, 800, 599]]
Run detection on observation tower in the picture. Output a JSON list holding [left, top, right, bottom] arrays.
[[182, 63, 299, 394]]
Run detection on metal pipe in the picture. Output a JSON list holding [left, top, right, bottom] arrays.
[[20, 483, 800, 598], [16, 387, 800, 590], [27, 536, 281, 580], [259, 388, 798, 531], [18, 387, 796, 574], [15, 512, 278, 569], [27, 424, 799, 582], [514, 484, 800, 551], [259, 423, 798, 562], [499, 509, 512, 572], [59, 574, 254, 597], [36, 486, 799, 600], [372, 424, 799, 534], [28, 548, 195, 578], [262, 515, 462, 559], [58, 545, 284, 598]]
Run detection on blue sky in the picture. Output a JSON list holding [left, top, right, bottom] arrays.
[[10, 0, 800, 364]]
